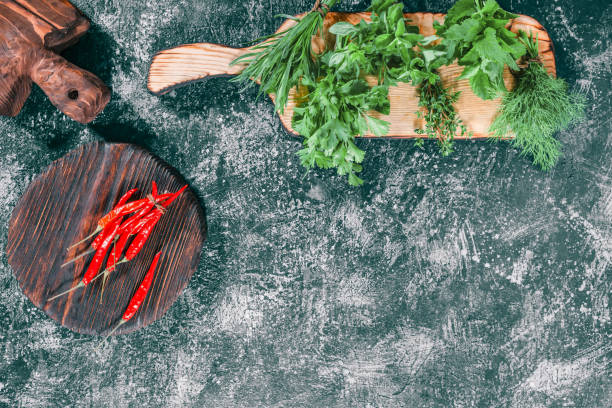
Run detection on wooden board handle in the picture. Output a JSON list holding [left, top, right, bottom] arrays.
[[148, 43, 248, 95], [30, 49, 110, 123]]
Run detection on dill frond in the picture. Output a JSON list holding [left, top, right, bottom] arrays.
[[490, 31, 586, 170]]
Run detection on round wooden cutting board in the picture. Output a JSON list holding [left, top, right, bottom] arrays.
[[7, 142, 207, 336]]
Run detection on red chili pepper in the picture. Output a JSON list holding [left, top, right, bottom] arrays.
[[117, 203, 153, 232], [83, 222, 120, 285], [160, 185, 187, 208], [121, 185, 187, 262], [124, 213, 163, 261], [91, 216, 123, 249], [117, 193, 172, 235], [49, 222, 120, 302], [97, 198, 151, 229], [106, 231, 130, 272], [122, 251, 161, 320], [83, 188, 177, 283], [67, 189, 140, 250], [86, 204, 164, 284], [151, 181, 158, 197], [60, 184, 189, 299], [98, 230, 132, 303], [116, 188, 138, 207], [96, 251, 162, 349]]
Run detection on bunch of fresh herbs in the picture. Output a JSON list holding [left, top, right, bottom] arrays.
[[231, 0, 340, 113], [294, 0, 430, 185], [434, 0, 526, 100], [489, 31, 586, 170], [233, 0, 584, 184]]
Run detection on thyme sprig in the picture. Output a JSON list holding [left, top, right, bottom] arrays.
[[415, 77, 470, 156]]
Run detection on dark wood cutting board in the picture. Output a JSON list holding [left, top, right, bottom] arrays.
[[6, 142, 207, 336]]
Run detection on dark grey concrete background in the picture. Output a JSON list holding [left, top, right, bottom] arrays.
[[0, 0, 610, 406]]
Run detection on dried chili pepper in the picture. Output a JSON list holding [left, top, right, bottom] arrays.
[[117, 193, 172, 235], [160, 184, 187, 208], [62, 215, 125, 268], [83, 222, 120, 285], [98, 231, 131, 303], [48, 223, 120, 302], [122, 185, 187, 260], [97, 199, 151, 229], [58, 184, 189, 301], [67, 189, 139, 250], [124, 214, 162, 261], [106, 232, 130, 273], [151, 181, 158, 197], [95, 184, 187, 270], [91, 216, 123, 249], [116, 188, 138, 207], [84, 204, 166, 284], [96, 251, 161, 349], [68, 198, 152, 247], [122, 251, 160, 320]]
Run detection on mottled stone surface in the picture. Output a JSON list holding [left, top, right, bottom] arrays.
[[0, 1, 609, 407]]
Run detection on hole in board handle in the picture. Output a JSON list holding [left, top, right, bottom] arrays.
[[67, 89, 79, 100]]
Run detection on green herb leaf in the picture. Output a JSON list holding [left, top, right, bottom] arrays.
[[470, 70, 496, 100], [436, 0, 526, 100], [442, 18, 482, 42], [330, 22, 359, 36], [365, 115, 390, 136]]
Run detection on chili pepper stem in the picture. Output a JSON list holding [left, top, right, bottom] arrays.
[[47, 281, 85, 302], [61, 248, 96, 268], [47, 265, 110, 302], [100, 236, 120, 303], [95, 319, 126, 352], [89, 258, 128, 288], [100, 273, 107, 304], [67, 227, 102, 251]]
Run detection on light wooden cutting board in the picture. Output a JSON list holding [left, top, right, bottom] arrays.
[[148, 12, 556, 139]]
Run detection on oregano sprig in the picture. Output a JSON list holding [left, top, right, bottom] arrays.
[[415, 77, 470, 156]]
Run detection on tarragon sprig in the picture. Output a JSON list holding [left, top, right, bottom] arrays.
[[230, 0, 341, 113]]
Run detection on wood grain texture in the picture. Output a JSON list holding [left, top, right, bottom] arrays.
[[6, 142, 207, 336], [0, 0, 109, 123], [13, 0, 90, 51], [148, 11, 556, 139]]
